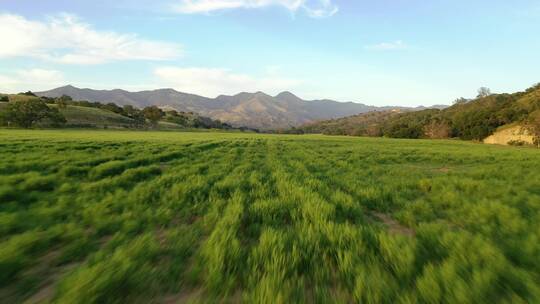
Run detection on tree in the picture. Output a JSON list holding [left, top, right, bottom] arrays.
[[46, 108, 68, 127], [164, 110, 188, 127], [166, 110, 179, 116], [0, 95, 8, 102], [453, 97, 469, 105], [525, 83, 540, 93], [142, 106, 164, 127], [40, 96, 56, 104], [102, 102, 124, 114], [55, 95, 72, 109], [1, 99, 66, 128], [123, 105, 138, 116], [131, 111, 146, 128], [20, 91, 37, 97], [123, 105, 145, 128], [56, 99, 68, 109], [59, 94, 73, 102], [423, 120, 451, 139], [477, 87, 491, 98]]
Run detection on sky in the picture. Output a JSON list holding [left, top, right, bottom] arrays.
[[0, 0, 539, 106]]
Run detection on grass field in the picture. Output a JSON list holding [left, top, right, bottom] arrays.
[[1, 130, 539, 303]]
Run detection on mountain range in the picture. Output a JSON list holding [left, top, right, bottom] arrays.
[[36, 85, 445, 129]]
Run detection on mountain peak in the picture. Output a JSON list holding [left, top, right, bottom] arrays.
[[275, 91, 298, 98], [153, 88, 177, 93], [232, 91, 271, 99], [275, 91, 303, 103], [254, 91, 272, 98]]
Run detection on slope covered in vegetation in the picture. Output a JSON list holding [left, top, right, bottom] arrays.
[[296, 84, 540, 144], [53, 105, 135, 128], [1, 130, 539, 303], [0, 93, 241, 130]]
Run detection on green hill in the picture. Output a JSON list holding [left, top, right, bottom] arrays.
[[295, 110, 403, 136], [1, 94, 135, 128], [53, 104, 135, 128], [296, 84, 540, 143], [0, 94, 240, 130]]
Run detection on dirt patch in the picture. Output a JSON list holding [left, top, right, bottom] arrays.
[[484, 124, 535, 145], [98, 234, 114, 247], [23, 249, 81, 304], [156, 228, 168, 247], [370, 212, 415, 237], [187, 215, 201, 225], [25, 262, 79, 304], [437, 167, 451, 173]]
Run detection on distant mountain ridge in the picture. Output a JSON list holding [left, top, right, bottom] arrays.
[[36, 85, 444, 129]]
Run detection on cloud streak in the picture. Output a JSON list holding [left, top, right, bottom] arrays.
[[0, 13, 182, 65], [154, 66, 301, 97], [172, 0, 338, 18]]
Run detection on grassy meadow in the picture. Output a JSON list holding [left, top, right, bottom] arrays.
[[1, 130, 539, 303]]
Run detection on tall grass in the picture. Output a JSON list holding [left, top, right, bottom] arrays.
[[0, 130, 539, 303]]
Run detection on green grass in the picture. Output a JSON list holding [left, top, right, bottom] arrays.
[[52, 105, 135, 128], [1, 130, 539, 303]]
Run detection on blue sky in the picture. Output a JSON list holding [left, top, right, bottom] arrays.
[[0, 0, 539, 106]]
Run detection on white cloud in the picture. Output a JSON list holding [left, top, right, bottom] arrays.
[[0, 13, 182, 65], [302, 0, 338, 18], [0, 69, 65, 93], [365, 40, 407, 51], [172, 0, 338, 18], [153, 66, 301, 97]]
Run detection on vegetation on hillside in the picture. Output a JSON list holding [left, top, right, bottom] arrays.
[[0, 96, 66, 128], [0, 93, 243, 130], [0, 130, 539, 303], [295, 84, 540, 143]]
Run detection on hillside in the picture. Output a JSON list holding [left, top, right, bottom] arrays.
[[55, 105, 135, 128], [297, 84, 540, 144], [35, 86, 441, 129], [297, 110, 403, 136], [1, 94, 136, 128], [0, 94, 236, 130]]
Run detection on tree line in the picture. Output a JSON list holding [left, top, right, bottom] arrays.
[[292, 84, 540, 144]]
